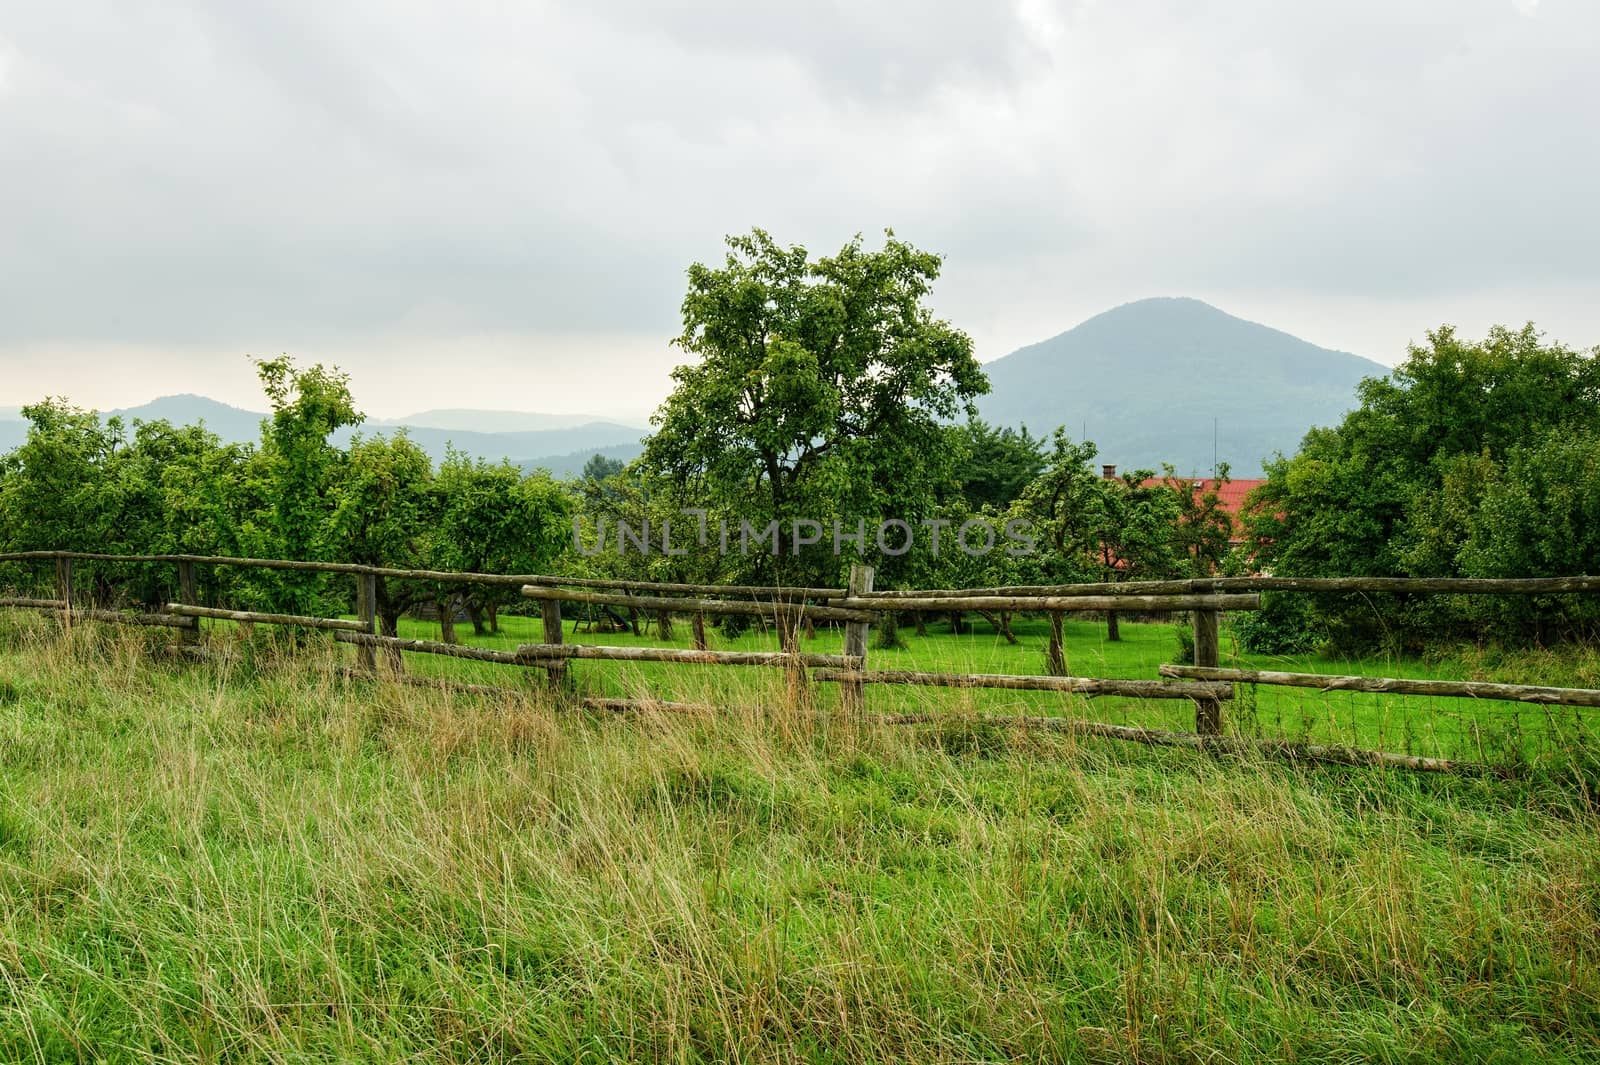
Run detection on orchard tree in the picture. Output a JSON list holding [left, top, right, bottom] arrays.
[[1017, 432, 1182, 641], [642, 229, 988, 607], [326, 432, 436, 641], [433, 450, 573, 637], [1159, 463, 1235, 577], [954, 417, 1046, 511], [237, 357, 365, 614]]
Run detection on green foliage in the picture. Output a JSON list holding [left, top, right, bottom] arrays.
[[1249, 323, 1600, 650], [1171, 621, 1195, 664], [951, 417, 1044, 511], [1231, 592, 1324, 656], [0, 357, 580, 625], [1016, 431, 1184, 585], [641, 228, 987, 587]]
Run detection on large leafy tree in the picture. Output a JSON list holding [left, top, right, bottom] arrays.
[[642, 229, 988, 594], [1016, 433, 1183, 640], [954, 417, 1046, 511], [432, 450, 573, 638], [1246, 323, 1600, 649]]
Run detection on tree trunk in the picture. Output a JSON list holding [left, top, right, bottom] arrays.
[[948, 611, 968, 635], [804, 615, 816, 641], [914, 612, 927, 637], [486, 601, 500, 633], [438, 598, 458, 644], [874, 610, 904, 650], [655, 608, 673, 641], [977, 610, 1018, 644], [467, 602, 485, 636], [692, 613, 708, 651], [379, 608, 406, 670], [628, 607, 641, 636], [1106, 610, 1121, 642]]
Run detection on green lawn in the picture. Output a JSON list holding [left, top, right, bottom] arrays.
[[1, 614, 1598, 1062], [364, 610, 1596, 766]]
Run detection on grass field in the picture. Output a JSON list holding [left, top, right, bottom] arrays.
[[381, 610, 1599, 766], [2, 613, 1599, 1062]]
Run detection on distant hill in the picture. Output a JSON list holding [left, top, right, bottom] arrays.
[[521, 442, 644, 479], [328, 422, 645, 468], [373, 409, 618, 433], [111, 394, 267, 443], [975, 297, 1388, 476], [0, 393, 645, 477]]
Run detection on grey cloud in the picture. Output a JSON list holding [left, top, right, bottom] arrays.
[[0, 0, 1595, 387]]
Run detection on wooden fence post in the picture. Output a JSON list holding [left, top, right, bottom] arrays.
[[1193, 582, 1222, 736], [541, 598, 568, 692], [177, 560, 200, 646], [841, 564, 874, 714], [54, 555, 72, 632], [356, 572, 377, 672]]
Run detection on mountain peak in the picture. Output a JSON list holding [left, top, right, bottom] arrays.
[[975, 298, 1387, 476]]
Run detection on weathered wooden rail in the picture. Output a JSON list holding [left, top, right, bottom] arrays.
[[4, 550, 1598, 773]]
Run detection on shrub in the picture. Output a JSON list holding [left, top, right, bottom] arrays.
[[1171, 622, 1194, 664], [1232, 591, 1323, 656]]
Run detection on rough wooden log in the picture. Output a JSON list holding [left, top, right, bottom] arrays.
[[520, 585, 874, 623], [13, 605, 194, 628], [857, 576, 1600, 597], [334, 666, 529, 698], [330, 666, 715, 714], [355, 573, 378, 671], [176, 560, 200, 645], [812, 669, 1232, 700], [55, 556, 72, 632], [540, 597, 568, 691], [332, 631, 526, 663], [581, 697, 716, 715], [1160, 664, 1600, 709], [522, 574, 843, 598], [1193, 590, 1222, 735], [1046, 613, 1066, 675], [837, 593, 1259, 613], [167, 604, 367, 632], [840, 564, 873, 714], [877, 713, 1497, 774], [73, 609, 195, 628], [9, 550, 1597, 600], [516, 643, 860, 668]]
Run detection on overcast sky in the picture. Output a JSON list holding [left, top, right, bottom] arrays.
[[2, 0, 1596, 420]]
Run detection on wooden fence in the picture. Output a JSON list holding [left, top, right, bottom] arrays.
[[3, 549, 1599, 774]]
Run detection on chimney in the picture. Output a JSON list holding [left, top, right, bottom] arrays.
[[1101, 464, 1117, 479]]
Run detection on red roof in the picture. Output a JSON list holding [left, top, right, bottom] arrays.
[[1141, 477, 1266, 516], [1138, 476, 1268, 541]]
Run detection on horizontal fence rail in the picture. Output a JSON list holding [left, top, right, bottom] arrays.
[[3, 549, 1597, 775], [1162, 665, 1600, 709], [812, 669, 1232, 701], [838, 593, 1260, 613], [518, 586, 875, 623], [858, 576, 1600, 597]]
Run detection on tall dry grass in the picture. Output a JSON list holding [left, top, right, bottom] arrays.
[[1, 616, 1598, 1062]]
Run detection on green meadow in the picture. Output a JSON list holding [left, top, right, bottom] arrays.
[[3, 612, 1598, 1062], [383, 610, 1597, 766]]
